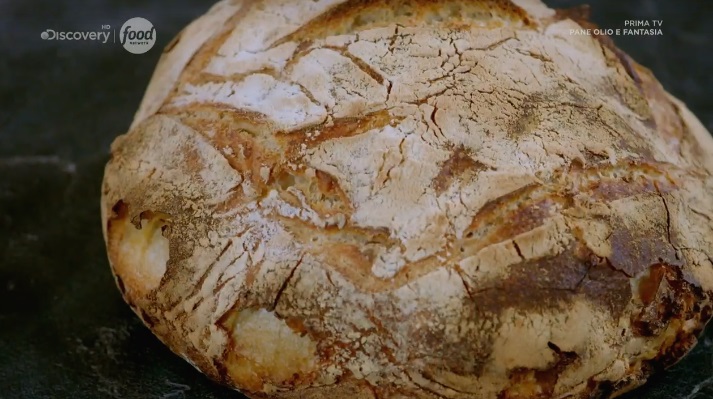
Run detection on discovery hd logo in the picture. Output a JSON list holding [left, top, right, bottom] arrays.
[[40, 27, 112, 44], [41, 17, 156, 54]]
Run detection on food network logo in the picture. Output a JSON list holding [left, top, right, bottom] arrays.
[[41, 17, 156, 54]]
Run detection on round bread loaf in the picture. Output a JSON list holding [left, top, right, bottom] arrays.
[[101, 1, 713, 398]]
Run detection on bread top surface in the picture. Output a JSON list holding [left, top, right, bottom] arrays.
[[102, 0, 713, 397]]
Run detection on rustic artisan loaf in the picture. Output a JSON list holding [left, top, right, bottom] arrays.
[[101, 1, 713, 398]]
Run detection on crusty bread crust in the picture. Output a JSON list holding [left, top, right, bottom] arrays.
[[101, 1, 713, 398]]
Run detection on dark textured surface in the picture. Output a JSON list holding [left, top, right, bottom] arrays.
[[0, 1, 712, 398]]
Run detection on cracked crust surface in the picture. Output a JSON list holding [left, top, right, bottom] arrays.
[[101, 1, 713, 398]]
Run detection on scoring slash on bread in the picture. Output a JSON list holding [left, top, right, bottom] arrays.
[[101, 1, 713, 398]]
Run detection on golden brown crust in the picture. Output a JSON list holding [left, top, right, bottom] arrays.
[[101, 1, 713, 398]]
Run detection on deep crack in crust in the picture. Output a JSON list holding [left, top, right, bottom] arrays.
[[100, 0, 713, 398]]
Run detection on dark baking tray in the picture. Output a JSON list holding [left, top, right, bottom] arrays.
[[1, 0, 711, 398]]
